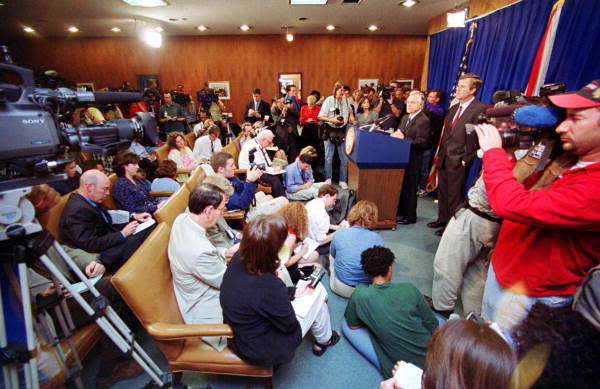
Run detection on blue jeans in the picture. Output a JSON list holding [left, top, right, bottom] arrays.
[[324, 139, 348, 182], [341, 320, 381, 370], [418, 148, 434, 191], [482, 264, 573, 337]]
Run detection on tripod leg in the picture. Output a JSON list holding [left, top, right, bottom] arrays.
[[0, 274, 20, 389], [18, 263, 40, 389]]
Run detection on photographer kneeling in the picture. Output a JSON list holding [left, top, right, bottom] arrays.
[[474, 80, 600, 332], [318, 84, 355, 189]]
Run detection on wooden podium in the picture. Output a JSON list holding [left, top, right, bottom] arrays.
[[345, 126, 411, 229]]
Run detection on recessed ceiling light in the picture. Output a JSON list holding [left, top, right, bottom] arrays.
[[240, 24, 250, 31], [111, 27, 121, 32], [67, 26, 79, 33], [286, 33, 294, 42], [196, 25, 207, 31], [290, 0, 327, 4], [154, 26, 164, 32], [368, 25, 378, 31], [326, 25, 335, 31], [142, 29, 162, 48], [400, 0, 418, 7], [121, 0, 169, 7], [23, 26, 35, 33]]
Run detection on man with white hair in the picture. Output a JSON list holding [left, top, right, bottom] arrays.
[[238, 129, 285, 197], [392, 91, 430, 224], [59, 169, 153, 272]]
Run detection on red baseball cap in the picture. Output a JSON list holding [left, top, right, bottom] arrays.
[[548, 79, 600, 109]]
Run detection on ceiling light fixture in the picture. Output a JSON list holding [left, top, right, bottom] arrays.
[[400, 0, 418, 7], [154, 26, 164, 32], [240, 24, 250, 31], [121, 0, 169, 7], [67, 26, 79, 33], [290, 0, 327, 4], [111, 27, 121, 32], [447, 8, 467, 28], [142, 28, 162, 48], [368, 25, 378, 31], [286, 33, 294, 42], [196, 25, 207, 31], [326, 25, 335, 31], [23, 26, 35, 33]]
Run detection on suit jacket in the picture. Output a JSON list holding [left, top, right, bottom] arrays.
[[244, 100, 271, 124], [398, 111, 431, 174], [436, 99, 486, 170], [59, 193, 126, 254], [168, 213, 227, 350]]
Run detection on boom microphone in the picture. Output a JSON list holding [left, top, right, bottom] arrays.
[[514, 105, 559, 128]]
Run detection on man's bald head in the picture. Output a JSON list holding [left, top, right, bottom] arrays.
[[79, 169, 110, 203]]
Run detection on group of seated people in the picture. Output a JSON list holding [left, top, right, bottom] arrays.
[[25, 78, 600, 389]]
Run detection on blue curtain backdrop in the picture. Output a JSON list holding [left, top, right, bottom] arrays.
[[427, 27, 469, 109], [545, 0, 600, 90], [427, 0, 557, 107]]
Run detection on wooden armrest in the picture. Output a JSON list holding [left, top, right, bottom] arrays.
[[223, 210, 245, 220], [234, 169, 247, 175], [149, 191, 174, 197], [146, 322, 234, 340]]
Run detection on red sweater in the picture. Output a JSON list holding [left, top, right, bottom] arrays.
[[300, 104, 320, 126], [483, 148, 600, 297]]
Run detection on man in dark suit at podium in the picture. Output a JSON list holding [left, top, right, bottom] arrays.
[[244, 88, 271, 124], [428, 74, 486, 236], [392, 91, 431, 224]]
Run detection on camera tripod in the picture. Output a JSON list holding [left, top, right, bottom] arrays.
[[1, 225, 185, 388]]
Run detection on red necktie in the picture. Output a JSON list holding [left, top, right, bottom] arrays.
[[450, 105, 463, 134]]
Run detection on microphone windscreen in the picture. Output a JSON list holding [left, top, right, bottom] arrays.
[[92, 91, 142, 104], [514, 105, 559, 127]]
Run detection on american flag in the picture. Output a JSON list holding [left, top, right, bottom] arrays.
[[450, 22, 478, 102]]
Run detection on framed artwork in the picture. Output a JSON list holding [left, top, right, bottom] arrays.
[[395, 79, 414, 90], [76, 82, 95, 92], [208, 81, 231, 100], [137, 74, 160, 92], [278, 73, 302, 99], [358, 79, 378, 89]]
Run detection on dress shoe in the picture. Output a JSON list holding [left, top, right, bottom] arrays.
[[397, 218, 416, 225], [434, 228, 445, 236], [339, 181, 348, 189], [96, 360, 144, 389], [427, 221, 447, 229]]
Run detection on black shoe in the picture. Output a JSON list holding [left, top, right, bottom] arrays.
[[397, 218, 416, 225], [434, 228, 445, 236], [427, 221, 447, 229]]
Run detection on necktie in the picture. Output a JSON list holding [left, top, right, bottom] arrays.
[[211, 140, 214, 153], [301, 169, 307, 183], [450, 105, 463, 134]]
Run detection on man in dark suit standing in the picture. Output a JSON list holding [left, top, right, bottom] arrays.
[[393, 91, 431, 224], [244, 88, 271, 124], [59, 169, 154, 272], [428, 74, 486, 236]]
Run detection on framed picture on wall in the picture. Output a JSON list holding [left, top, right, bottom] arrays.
[[138, 74, 160, 92], [278, 73, 302, 99], [208, 81, 231, 100], [395, 79, 414, 90], [76, 82, 95, 92], [358, 79, 378, 89]]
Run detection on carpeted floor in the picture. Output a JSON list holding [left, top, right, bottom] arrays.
[[82, 196, 442, 389]]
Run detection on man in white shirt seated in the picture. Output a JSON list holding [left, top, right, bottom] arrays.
[[193, 124, 223, 163], [168, 183, 239, 351], [306, 184, 345, 255], [238, 129, 286, 197]]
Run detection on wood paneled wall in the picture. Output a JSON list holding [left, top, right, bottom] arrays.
[[11, 34, 427, 121]]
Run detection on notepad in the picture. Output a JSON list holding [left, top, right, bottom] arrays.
[[135, 218, 156, 234], [393, 361, 423, 389], [293, 237, 319, 259]]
